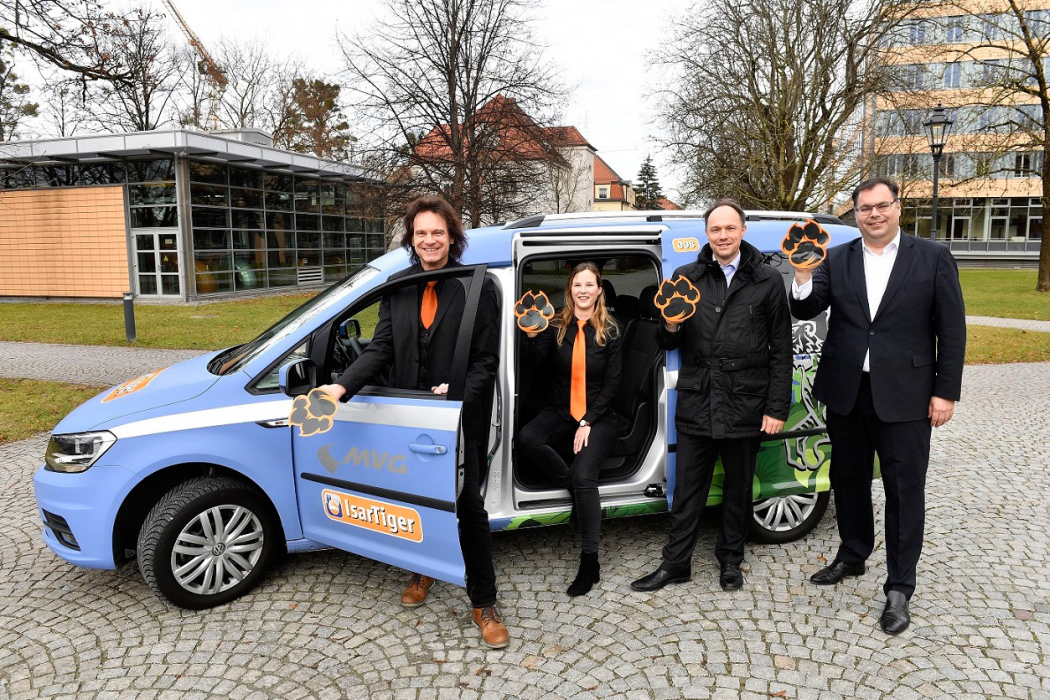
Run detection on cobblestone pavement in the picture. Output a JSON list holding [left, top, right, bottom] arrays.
[[1, 363, 1048, 699], [966, 315, 1050, 332], [0, 342, 205, 387]]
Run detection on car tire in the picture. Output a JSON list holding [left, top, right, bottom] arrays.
[[137, 476, 279, 610], [749, 490, 830, 544]]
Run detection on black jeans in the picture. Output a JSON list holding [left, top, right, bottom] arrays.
[[826, 374, 931, 598], [661, 431, 759, 571], [458, 436, 497, 607], [517, 407, 616, 554]]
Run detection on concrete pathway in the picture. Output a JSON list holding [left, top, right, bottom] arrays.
[[966, 315, 1050, 332], [0, 341, 206, 387]]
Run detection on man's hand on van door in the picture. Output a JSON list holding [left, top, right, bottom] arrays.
[[929, 396, 955, 428], [316, 384, 347, 401], [431, 383, 449, 395], [761, 415, 784, 434]]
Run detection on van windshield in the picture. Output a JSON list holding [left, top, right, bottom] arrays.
[[208, 265, 381, 376]]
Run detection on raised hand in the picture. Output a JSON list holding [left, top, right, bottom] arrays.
[[514, 290, 555, 333], [289, 387, 338, 437], [781, 219, 830, 270], [654, 275, 701, 325]]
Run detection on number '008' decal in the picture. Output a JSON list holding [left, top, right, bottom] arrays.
[[671, 238, 700, 252]]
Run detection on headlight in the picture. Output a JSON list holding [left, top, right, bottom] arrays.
[[44, 431, 117, 473]]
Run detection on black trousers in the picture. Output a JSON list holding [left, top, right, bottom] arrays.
[[826, 374, 931, 599], [458, 436, 497, 607], [661, 431, 759, 571], [517, 407, 617, 554]]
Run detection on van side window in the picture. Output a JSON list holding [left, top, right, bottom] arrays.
[[253, 340, 310, 393]]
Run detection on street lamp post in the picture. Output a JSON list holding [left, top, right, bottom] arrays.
[[924, 104, 954, 239]]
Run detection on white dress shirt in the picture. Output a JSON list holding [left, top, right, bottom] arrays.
[[792, 230, 901, 372]]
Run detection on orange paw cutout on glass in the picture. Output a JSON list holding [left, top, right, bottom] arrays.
[[654, 275, 701, 323], [289, 388, 338, 437], [781, 219, 830, 270], [514, 290, 555, 332]]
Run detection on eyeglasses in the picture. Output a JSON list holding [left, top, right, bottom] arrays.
[[856, 199, 899, 216]]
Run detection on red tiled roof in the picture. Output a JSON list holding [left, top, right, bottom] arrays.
[[658, 197, 682, 210], [544, 126, 594, 149], [412, 95, 584, 163], [593, 155, 622, 185]]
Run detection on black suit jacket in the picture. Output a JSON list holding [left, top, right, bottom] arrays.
[[334, 261, 500, 433], [790, 233, 966, 422]]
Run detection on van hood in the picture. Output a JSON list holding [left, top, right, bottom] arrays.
[[51, 352, 221, 434]]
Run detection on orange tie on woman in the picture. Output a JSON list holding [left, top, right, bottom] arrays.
[[421, 281, 438, 328], [570, 319, 587, 421]]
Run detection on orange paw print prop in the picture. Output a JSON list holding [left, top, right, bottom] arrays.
[[781, 219, 830, 270], [514, 290, 555, 332], [654, 275, 701, 323], [289, 388, 338, 437]]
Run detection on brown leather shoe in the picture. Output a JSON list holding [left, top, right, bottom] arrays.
[[471, 605, 510, 649], [400, 573, 434, 608]]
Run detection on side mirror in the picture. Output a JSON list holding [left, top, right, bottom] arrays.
[[338, 318, 362, 340], [278, 358, 316, 396]]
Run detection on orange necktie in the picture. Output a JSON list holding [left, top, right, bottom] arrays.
[[570, 319, 587, 421], [421, 281, 438, 329]]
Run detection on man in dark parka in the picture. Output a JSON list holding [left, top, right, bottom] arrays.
[[632, 198, 793, 591]]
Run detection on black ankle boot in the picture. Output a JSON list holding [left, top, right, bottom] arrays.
[[567, 551, 600, 597]]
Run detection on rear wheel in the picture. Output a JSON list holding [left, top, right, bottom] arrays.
[[749, 490, 830, 544], [137, 476, 280, 609]]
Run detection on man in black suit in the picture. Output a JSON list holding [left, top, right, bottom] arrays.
[[317, 195, 508, 649], [789, 177, 966, 634]]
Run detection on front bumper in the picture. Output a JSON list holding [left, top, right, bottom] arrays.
[[33, 463, 140, 569]]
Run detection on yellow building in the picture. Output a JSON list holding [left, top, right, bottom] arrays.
[[872, 1, 1046, 264]]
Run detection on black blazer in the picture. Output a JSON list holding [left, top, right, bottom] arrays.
[[522, 318, 623, 425], [335, 262, 500, 424], [790, 233, 966, 422]]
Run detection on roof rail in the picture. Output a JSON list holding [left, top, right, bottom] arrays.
[[503, 209, 843, 229]]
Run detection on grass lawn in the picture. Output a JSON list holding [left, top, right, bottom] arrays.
[[0, 294, 317, 350], [0, 378, 103, 443], [960, 269, 1050, 321], [966, 326, 1050, 364]]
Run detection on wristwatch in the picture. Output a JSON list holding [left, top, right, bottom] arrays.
[[579, 419, 589, 427]]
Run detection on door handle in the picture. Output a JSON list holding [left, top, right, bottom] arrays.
[[409, 442, 447, 455]]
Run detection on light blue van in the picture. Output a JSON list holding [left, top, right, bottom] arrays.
[[35, 210, 853, 608]]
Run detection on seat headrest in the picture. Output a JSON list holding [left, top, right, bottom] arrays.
[[639, 285, 659, 320], [602, 279, 617, 303], [614, 294, 639, 319]]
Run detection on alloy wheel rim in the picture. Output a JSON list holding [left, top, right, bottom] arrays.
[[753, 492, 819, 532], [171, 505, 264, 595]]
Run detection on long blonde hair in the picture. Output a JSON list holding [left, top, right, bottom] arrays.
[[556, 262, 618, 347]]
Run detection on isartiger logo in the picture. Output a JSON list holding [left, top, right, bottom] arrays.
[[322, 489, 423, 543], [102, 369, 166, 402]]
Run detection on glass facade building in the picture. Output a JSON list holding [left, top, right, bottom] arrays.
[[0, 129, 386, 300]]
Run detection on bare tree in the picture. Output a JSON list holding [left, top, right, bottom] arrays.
[[39, 73, 89, 136], [90, 6, 179, 132], [0, 0, 134, 83], [171, 45, 209, 129], [339, 0, 564, 227], [545, 145, 591, 213], [659, 0, 917, 211]]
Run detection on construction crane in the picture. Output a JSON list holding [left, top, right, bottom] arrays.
[[161, 0, 227, 130]]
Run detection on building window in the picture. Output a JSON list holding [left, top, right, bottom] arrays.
[[943, 63, 962, 88], [597, 187, 609, 199]]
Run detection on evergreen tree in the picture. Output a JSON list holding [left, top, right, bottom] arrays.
[[635, 155, 664, 210]]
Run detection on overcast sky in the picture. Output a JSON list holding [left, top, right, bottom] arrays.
[[164, 0, 692, 198]]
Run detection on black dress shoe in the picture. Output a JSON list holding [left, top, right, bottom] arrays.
[[720, 562, 744, 591], [809, 560, 865, 585], [880, 591, 910, 634], [630, 567, 691, 592]]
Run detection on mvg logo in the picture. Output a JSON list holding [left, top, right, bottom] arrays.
[[317, 445, 408, 475]]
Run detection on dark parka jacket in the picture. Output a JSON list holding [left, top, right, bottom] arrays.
[[658, 240, 793, 439]]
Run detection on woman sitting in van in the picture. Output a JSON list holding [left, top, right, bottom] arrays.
[[517, 262, 623, 597]]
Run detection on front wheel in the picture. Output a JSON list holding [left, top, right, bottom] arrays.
[[749, 490, 830, 544], [137, 476, 280, 609]]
